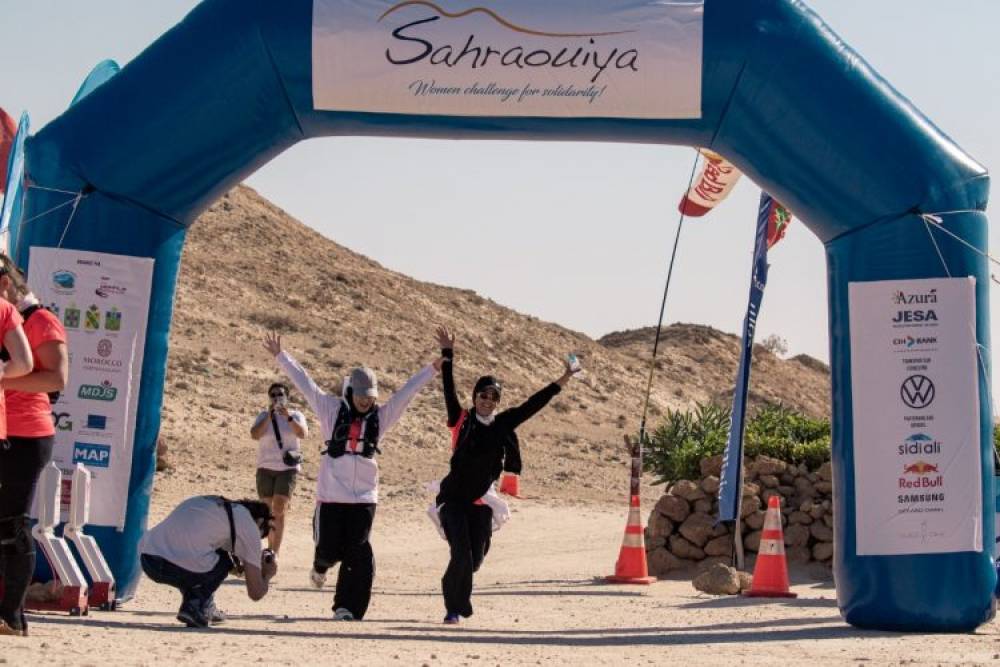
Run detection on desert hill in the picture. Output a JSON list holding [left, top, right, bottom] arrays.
[[599, 325, 830, 418], [154, 186, 830, 508]]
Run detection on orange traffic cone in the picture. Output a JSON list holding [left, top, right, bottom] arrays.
[[605, 495, 656, 585], [498, 473, 521, 498], [744, 495, 797, 598]]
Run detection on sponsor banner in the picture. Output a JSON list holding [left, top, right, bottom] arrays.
[[717, 192, 772, 522], [312, 0, 703, 119], [849, 277, 981, 555], [28, 247, 154, 530]]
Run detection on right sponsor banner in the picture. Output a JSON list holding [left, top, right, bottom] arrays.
[[849, 277, 982, 556]]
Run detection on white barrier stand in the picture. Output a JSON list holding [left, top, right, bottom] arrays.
[[28, 462, 90, 615], [65, 464, 117, 610]]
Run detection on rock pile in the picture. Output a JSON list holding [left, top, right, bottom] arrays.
[[645, 455, 834, 575]]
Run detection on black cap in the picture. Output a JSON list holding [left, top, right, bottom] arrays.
[[473, 375, 502, 398]]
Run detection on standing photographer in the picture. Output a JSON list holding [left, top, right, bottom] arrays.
[[250, 382, 307, 555]]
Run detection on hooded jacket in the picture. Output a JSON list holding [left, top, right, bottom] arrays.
[[277, 351, 436, 504]]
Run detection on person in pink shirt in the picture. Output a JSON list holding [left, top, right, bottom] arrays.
[[0, 254, 39, 637]]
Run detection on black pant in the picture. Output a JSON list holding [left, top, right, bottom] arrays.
[[0, 436, 54, 630], [313, 503, 376, 619], [140, 550, 232, 612], [440, 503, 493, 618]]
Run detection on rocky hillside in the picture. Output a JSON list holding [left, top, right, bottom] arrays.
[[600, 326, 830, 419], [154, 186, 830, 508]]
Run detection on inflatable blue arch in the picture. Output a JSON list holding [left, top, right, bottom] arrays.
[[12, 0, 993, 631]]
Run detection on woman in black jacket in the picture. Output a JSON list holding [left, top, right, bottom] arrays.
[[433, 326, 578, 624]]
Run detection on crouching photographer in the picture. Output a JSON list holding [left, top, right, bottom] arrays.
[[250, 382, 308, 555], [138, 495, 277, 628]]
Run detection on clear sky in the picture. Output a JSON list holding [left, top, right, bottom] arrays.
[[2, 1, 997, 378]]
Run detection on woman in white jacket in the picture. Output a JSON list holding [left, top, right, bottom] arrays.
[[263, 331, 443, 621]]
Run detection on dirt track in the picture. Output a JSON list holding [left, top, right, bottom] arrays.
[[4, 501, 997, 666]]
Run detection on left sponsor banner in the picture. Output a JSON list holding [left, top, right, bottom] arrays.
[[849, 277, 982, 556], [29, 247, 154, 530], [312, 0, 703, 119]]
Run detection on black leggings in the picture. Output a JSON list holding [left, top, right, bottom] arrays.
[[0, 436, 54, 630], [313, 503, 377, 619], [440, 503, 493, 618]]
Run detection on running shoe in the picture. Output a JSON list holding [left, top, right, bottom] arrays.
[[309, 568, 327, 589], [0, 620, 22, 636], [443, 613, 460, 625], [177, 600, 210, 628], [202, 601, 227, 626], [333, 608, 355, 621]]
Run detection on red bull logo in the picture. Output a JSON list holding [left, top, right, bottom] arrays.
[[898, 476, 943, 489], [902, 461, 939, 475]]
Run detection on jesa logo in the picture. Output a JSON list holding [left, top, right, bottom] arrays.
[[78, 380, 117, 402], [379, 2, 641, 84], [892, 310, 937, 324]]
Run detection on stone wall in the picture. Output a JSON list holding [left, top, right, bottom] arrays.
[[645, 454, 834, 575]]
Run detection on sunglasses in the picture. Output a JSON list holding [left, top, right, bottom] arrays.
[[269, 392, 286, 399], [477, 391, 500, 402]]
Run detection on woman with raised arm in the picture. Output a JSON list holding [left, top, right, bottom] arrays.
[[263, 331, 443, 622], [433, 325, 579, 624]]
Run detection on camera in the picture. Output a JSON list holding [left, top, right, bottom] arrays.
[[283, 450, 303, 466]]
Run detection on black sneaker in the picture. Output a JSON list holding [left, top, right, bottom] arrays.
[[177, 601, 209, 628]]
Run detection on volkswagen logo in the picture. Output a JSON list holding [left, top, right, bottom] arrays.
[[901, 375, 935, 409]]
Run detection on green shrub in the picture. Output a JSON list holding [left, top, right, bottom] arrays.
[[642, 401, 832, 485]]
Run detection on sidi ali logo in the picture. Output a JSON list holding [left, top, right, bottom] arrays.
[[378, 1, 641, 84], [898, 433, 941, 456]]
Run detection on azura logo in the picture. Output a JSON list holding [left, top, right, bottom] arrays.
[[52, 270, 76, 293], [379, 1, 640, 84], [892, 288, 937, 305], [78, 380, 117, 402]]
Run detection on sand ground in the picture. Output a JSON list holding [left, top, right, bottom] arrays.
[[3, 499, 998, 666]]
